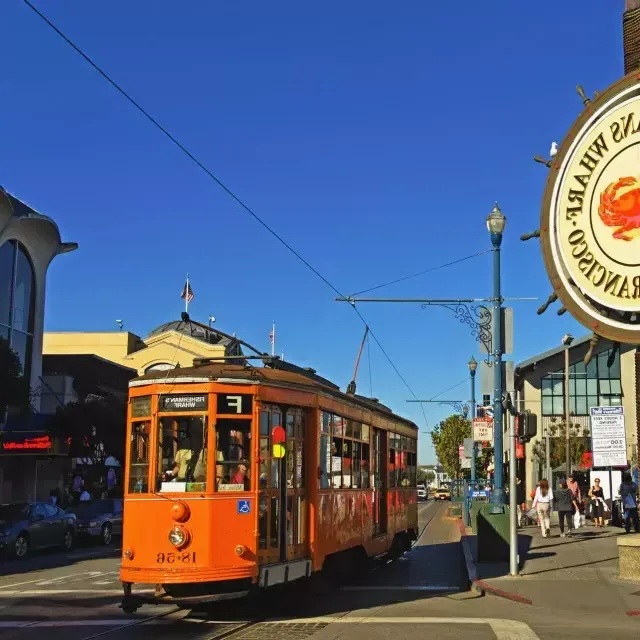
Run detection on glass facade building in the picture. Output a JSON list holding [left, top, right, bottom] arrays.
[[0, 240, 35, 382]]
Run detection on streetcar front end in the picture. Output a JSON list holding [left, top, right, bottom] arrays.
[[120, 382, 259, 612]]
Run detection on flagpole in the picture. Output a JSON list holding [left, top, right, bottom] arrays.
[[271, 321, 276, 356]]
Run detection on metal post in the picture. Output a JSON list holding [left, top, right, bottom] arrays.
[[545, 427, 552, 487], [509, 389, 518, 576], [470, 360, 477, 486], [488, 204, 505, 505], [564, 345, 571, 480]]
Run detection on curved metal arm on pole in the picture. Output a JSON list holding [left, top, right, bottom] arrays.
[[420, 302, 493, 366]]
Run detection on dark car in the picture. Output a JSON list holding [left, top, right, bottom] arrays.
[[0, 502, 77, 558], [66, 498, 123, 545]]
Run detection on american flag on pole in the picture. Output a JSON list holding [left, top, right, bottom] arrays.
[[269, 329, 275, 345], [181, 281, 194, 303]]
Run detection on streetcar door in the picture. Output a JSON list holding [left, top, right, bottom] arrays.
[[283, 408, 306, 562], [372, 428, 387, 535], [258, 405, 307, 565]]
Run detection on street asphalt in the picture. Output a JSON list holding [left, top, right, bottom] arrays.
[[0, 499, 638, 640]]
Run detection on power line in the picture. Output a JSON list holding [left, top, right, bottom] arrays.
[[429, 378, 468, 401], [22, 0, 428, 426], [350, 250, 492, 297]]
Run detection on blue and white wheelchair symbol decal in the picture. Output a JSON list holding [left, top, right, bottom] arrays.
[[237, 499, 251, 515]]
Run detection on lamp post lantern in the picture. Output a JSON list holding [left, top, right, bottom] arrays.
[[469, 356, 478, 485], [487, 202, 506, 504]]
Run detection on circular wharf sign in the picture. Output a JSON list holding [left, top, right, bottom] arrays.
[[541, 73, 640, 344]]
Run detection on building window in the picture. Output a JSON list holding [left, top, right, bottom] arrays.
[[540, 348, 622, 416], [0, 240, 35, 381], [144, 363, 174, 373]]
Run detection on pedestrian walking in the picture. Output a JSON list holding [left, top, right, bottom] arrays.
[[554, 481, 580, 538], [516, 477, 526, 527], [619, 472, 639, 534], [588, 478, 606, 528], [533, 479, 553, 538], [567, 474, 582, 502]]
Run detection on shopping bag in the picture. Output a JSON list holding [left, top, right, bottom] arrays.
[[573, 511, 582, 529]]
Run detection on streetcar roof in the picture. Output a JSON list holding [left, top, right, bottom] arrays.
[[130, 361, 418, 430]]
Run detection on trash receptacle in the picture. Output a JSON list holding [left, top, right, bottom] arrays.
[[477, 503, 510, 562]]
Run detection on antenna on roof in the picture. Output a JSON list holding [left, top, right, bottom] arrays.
[[116, 319, 123, 331]]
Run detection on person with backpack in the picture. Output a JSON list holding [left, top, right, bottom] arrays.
[[620, 472, 639, 534], [554, 481, 580, 538]]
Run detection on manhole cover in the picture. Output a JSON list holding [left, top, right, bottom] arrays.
[[231, 622, 328, 639]]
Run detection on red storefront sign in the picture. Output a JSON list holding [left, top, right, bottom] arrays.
[[1, 435, 52, 451]]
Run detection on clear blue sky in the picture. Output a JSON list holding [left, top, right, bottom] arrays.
[[1, 1, 626, 463]]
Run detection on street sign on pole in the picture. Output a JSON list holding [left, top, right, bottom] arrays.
[[473, 418, 494, 442], [463, 438, 474, 458], [480, 307, 514, 355], [590, 406, 627, 467]]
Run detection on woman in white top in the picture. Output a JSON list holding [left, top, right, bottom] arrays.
[[532, 479, 553, 537]]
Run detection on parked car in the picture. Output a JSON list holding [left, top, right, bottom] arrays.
[[66, 498, 123, 545], [0, 502, 77, 558], [434, 486, 451, 501], [417, 486, 427, 501]]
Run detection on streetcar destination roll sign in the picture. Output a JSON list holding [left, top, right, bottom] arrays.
[[160, 394, 208, 411], [590, 406, 627, 468]]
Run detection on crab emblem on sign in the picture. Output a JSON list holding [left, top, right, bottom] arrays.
[[536, 74, 640, 345]]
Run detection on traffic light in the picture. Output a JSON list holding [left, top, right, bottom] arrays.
[[516, 410, 538, 444]]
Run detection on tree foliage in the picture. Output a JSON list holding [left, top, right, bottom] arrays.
[[49, 394, 127, 467], [531, 417, 590, 470], [417, 468, 435, 485], [0, 336, 31, 417], [431, 414, 471, 479]]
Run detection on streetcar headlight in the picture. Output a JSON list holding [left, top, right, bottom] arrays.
[[168, 525, 189, 549]]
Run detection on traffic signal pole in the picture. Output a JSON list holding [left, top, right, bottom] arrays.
[[509, 389, 518, 576]]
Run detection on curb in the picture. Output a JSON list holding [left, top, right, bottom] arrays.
[[457, 520, 533, 606]]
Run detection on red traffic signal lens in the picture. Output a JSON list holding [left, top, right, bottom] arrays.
[[271, 426, 286, 444]]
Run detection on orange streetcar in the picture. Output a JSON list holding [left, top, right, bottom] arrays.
[[120, 355, 418, 613]]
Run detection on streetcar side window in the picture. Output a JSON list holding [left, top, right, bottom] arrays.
[[128, 420, 151, 493], [216, 419, 251, 492], [157, 416, 208, 493]]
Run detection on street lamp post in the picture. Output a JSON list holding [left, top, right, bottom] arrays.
[[487, 202, 506, 505], [469, 356, 478, 485]]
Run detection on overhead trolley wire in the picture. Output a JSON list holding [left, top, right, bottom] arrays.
[[22, 0, 428, 428], [349, 250, 492, 297]]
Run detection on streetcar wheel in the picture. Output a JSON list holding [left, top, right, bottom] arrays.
[[121, 601, 138, 614]]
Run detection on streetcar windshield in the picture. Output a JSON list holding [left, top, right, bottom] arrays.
[[157, 415, 208, 493]]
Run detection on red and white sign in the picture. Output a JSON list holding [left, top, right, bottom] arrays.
[[472, 418, 494, 442]]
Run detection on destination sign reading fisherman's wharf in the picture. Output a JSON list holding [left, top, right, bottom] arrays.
[[541, 74, 640, 344]]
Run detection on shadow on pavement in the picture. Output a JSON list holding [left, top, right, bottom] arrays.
[[0, 542, 121, 578]]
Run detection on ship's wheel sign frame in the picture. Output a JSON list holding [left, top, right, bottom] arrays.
[[541, 72, 640, 344]]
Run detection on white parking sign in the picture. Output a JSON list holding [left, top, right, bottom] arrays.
[[473, 418, 494, 443], [590, 406, 627, 467]]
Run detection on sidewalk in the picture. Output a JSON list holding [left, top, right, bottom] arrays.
[[460, 519, 640, 615]]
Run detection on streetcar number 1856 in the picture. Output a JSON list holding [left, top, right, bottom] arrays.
[[156, 552, 196, 564]]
